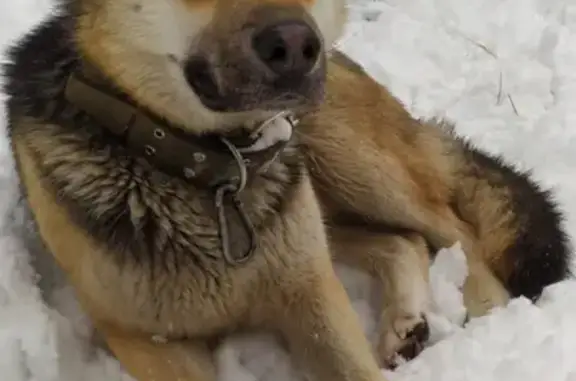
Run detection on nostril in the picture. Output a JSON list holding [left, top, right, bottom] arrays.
[[255, 33, 288, 65], [270, 46, 287, 62], [302, 35, 321, 61], [252, 21, 321, 76]]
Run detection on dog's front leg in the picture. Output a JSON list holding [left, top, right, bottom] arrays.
[[327, 224, 431, 368], [255, 176, 385, 381], [269, 266, 385, 381]]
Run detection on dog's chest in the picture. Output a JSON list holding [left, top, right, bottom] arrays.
[[15, 128, 305, 336]]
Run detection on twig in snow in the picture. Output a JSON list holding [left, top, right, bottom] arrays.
[[507, 94, 519, 116], [496, 71, 504, 105], [455, 33, 498, 59]]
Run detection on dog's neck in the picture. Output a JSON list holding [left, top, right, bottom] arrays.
[[40, 61, 299, 265]]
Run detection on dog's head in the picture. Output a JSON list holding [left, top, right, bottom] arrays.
[[74, 0, 347, 133]]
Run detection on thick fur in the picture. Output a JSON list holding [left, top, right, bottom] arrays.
[[3, 0, 572, 380], [299, 56, 572, 318]]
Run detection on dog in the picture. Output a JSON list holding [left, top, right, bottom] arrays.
[[3, 0, 572, 380], [2, 0, 413, 380]]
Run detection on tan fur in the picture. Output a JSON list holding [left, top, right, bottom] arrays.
[[300, 58, 512, 319]]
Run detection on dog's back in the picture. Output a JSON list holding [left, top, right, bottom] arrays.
[[303, 56, 572, 315]]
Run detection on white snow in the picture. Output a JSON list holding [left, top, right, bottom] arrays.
[[1, 0, 576, 380]]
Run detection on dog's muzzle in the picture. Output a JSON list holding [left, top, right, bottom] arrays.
[[184, 5, 326, 112]]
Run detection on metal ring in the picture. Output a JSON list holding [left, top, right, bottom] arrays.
[[144, 145, 156, 156], [153, 128, 166, 140], [183, 167, 196, 178], [193, 152, 206, 163]]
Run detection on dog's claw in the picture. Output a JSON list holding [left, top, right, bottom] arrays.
[[406, 320, 430, 341], [377, 314, 430, 369], [397, 320, 429, 358]]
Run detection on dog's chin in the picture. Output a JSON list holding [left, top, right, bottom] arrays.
[[184, 59, 325, 114]]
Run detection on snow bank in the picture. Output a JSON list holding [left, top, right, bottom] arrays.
[[1, 0, 576, 380]]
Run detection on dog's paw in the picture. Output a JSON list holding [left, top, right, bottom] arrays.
[[376, 312, 430, 369]]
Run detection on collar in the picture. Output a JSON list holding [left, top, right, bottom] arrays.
[[52, 64, 297, 189], [42, 63, 299, 266]]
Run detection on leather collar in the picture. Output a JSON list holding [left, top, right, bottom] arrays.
[[48, 64, 296, 189], [42, 62, 298, 266]]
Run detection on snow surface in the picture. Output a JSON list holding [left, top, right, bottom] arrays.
[[1, 0, 576, 380]]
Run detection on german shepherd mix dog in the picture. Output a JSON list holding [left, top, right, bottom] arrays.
[[3, 0, 572, 379]]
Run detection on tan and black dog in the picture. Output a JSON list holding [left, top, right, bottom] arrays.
[[3, 0, 404, 380], [2, 0, 572, 380]]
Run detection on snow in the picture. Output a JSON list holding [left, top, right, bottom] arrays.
[[1, 0, 576, 380]]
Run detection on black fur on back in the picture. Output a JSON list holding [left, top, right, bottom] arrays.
[[460, 136, 573, 300]]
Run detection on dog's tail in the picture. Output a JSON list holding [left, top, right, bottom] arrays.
[[432, 119, 572, 300]]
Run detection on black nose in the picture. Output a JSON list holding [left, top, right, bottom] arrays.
[[252, 21, 321, 77]]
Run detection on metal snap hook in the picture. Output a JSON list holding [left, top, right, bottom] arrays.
[[214, 183, 256, 266], [219, 137, 248, 193]]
